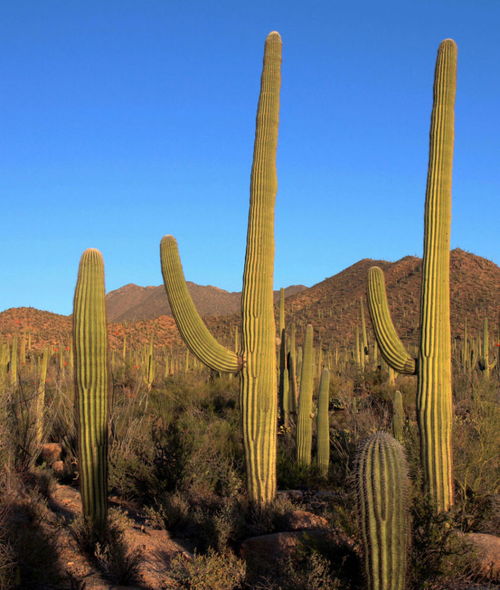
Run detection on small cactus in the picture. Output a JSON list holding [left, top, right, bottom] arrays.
[[297, 324, 314, 467], [316, 368, 330, 477], [357, 432, 410, 590], [392, 390, 404, 443]]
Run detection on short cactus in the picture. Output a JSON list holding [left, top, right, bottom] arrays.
[[357, 432, 410, 590], [316, 368, 330, 477], [392, 390, 404, 443], [296, 324, 314, 467]]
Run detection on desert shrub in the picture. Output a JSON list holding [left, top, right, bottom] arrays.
[[71, 508, 142, 585], [453, 383, 500, 533], [409, 496, 475, 589], [168, 548, 246, 590], [3, 493, 62, 588], [0, 503, 16, 590], [249, 535, 360, 590]]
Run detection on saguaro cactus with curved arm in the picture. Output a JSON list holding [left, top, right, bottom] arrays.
[[366, 39, 457, 513], [73, 248, 109, 535], [160, 32, 281, 506]]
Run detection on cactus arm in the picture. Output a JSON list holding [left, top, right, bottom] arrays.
[[73, 248, 109, 535], [160, 235, 241, 373], [241, 31, 281, 504], [367, 266, 416, 375], [417, 39, 456, 513]]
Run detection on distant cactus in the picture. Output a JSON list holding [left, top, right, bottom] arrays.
[[35, 347, 50, 449], [297, 324, 314, 467], [160, 32, 282, 506], [392, 390, 404, 443], [366, 40, 457, 513], [9, 336, 18, 387], [479, 318, 496, 377], [357, 432, 410, 590], [73, 248, 109, 535], [316, 368, 330, 477]]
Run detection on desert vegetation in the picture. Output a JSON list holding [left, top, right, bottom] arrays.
[[0, 31, 498, 590]]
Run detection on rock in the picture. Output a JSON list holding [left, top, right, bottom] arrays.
[[462, 532, 500, 581], [41, 443, 62, 465], [280, 510, 329, 531], [52, 460, 64, 475]]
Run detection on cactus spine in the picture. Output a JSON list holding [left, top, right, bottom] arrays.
[[73, 248, 109, 534], [357, 432, 410, 590], [366, 40, 457, 512], [160, 32, 281, 506], [297, 324, 314, 467], [316, 368, 330, 477]]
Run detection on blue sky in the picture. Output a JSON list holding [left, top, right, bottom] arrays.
[[1, 1, 499, 315]]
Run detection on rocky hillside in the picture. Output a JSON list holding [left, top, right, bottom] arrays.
[[105, 282, 306, 322], [1, 249, 498, 353]]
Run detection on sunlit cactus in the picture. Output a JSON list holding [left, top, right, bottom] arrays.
[[160, 32, 282, 506], [357, 432, 410, 590], [392, 390, 404, 443], [366, 40, 457, 513], [297, 324, 314, 467], [316, 368, 330, 477], [73, 248, 109, 535]]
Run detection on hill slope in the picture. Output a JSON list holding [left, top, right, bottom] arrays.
[[106, 282, 306, 322], [1, 249, 498, 353]]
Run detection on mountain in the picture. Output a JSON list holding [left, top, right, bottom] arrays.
[[278, 248, 499, 348], [1, 249, 498, 352], [105, 282, 306, 322]]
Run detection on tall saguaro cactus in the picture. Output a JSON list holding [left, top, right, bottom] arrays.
[[357, 432, 410, 590], [73, 248, 109, 534], [160, 32, 281, 506], [366, 40, 457, 513]]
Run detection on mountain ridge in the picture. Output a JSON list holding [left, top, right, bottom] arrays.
[[1, 249, 498, 352]]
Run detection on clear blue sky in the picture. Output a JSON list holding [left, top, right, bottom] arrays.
[[1, 1, 499, 315]]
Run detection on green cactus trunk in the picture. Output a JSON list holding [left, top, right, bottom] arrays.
[[35, 347, 50, 449], [9, 336, 18, 387], [357, 432, 410, 590], [159, 32, 281, 507], [316, 368, 330, 477], [366, 40, 456, 513], [296, 324, 314, 467], [241, 31, 281, 503], [73, 248, 109, 535], [417, 39, 456, 513]]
